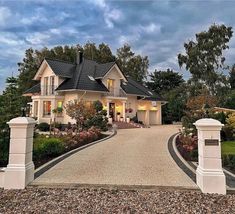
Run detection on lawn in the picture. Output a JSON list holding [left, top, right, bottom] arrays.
[[221, 141, 235, 155]]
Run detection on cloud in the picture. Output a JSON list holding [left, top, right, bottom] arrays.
[[1, 0, 235, 92], [0, 6, 11, 26]]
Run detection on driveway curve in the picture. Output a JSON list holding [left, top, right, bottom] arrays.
[[33, 125, 196, 187]]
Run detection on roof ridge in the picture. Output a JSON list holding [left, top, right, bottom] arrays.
[[45, 57, 76, 65]]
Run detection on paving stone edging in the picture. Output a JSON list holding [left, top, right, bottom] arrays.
[[168, 133, 235, 192], [167, 133, 196, 183], [34, 130, 117, 179]]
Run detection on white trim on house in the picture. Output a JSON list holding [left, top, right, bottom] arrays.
[[96, 64, 128, 82]]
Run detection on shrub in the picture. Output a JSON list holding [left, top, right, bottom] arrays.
[[34, 137, 65, 159], [222, 154, 235, 170], [37, 122, 50, 132], [222, 125, 234, 141]]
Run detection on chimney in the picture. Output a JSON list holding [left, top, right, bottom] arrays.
[[76, 51, 83, 64]]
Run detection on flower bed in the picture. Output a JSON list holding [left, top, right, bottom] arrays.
[[33, 127, 108, 168]]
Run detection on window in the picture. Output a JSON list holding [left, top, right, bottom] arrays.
[[50, 76, 55, 95], [57, 101, 63, 108], [43, 101, 51, 116], [44, 77, 49, 95], [34, 101, 38, 117], [107, 79, 114, 91]]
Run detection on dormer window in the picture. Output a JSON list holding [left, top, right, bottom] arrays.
[[107, 79, 114, 91]]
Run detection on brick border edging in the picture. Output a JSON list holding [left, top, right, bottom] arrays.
[[167, 133, 196, 183], [167, 133, 235, 190], [34, 130, 117, 179]]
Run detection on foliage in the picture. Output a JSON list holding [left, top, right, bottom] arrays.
[[37, 122, 50, 132], [176, 128, 198, 161], [0, 77, 22, 129], [162, 84, 187, 123], [224, 90, 235, 109], [63, 126, 102, 149], [33, 136, 65, 159], [226, 113, 235, 129], [211, 111, 228, 124], [117, 44, 149, 83], [65, 100, 95, 129], [0, 128, 10, 167], [146, 69, 184, 95], [84, 101, 108, 131], [230, 64, 235, 89], [178, 24, 233, 94], [222, 154, 235, 170]]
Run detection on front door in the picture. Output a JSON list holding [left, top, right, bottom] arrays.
[[109, 103, 115, 120]]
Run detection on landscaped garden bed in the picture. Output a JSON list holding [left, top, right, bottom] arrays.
[[176, 111, 235, 174]]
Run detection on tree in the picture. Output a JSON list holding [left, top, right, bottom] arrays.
[[98, 43, 116, 63], [230, 64, 235, 89], [84, 100, 108, 131], [0, 77, 22, 129], [65, 100, 95, 130], [178, 24, 233, 94], [146, 69, 184, 95], [162, 84, 188, 123], [117, 44, 149, 83]]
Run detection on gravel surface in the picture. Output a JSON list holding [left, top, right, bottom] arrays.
[[1, 187, 235, 213]]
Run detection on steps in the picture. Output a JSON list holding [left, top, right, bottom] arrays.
[[113, 121, 143, 129]]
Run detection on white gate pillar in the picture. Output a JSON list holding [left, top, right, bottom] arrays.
[[4, 117, 36, 189], [194, 118, 226, 194]]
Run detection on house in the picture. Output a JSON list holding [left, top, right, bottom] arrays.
[[23, 52, 165, 125]]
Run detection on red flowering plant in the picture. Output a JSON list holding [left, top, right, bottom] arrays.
[[176, 127, 198, 161]]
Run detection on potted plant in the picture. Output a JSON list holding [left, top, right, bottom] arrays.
[[126, 116, 130, 123], [117, 112, 121, 121], [108, 115, 113, 124], [120, 116, 124, 122]]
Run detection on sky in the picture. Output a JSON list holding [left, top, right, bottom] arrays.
[[0, 0, 235, 92]]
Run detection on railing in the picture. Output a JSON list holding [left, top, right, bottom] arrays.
[[104, 87, 126, 97], [41, 85, 58, 96]]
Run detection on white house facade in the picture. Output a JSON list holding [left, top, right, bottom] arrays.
[[24, 52, 165, 125]]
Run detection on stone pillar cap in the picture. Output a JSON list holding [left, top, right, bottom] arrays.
[[193, 118, 224, 127], [7, 117, 36, 125]]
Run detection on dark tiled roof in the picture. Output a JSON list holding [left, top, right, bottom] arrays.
[[30, 58, 162, 100], [56, 59, 109, 92], [24, 83, 41, 94], [45, 58, 75, 78]]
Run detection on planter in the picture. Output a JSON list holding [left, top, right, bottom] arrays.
[[126, 117, 130, 123], [108, 117, 113, 124], [117, 115, 120, 122], [120, 117, 124, 122]]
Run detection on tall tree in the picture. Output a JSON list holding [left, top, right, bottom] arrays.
[[117, 44, 149, 83], [230, 64, 235, 89], [0, 77, 21, 128], [146, 69, 184, 95], [178, 24, 233, 94], [98, 43, 116, 63]]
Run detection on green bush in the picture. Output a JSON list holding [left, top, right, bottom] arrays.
[[34, 137, 65, 159], [222, 125, 234, 141], [222, 154, 235, 170], [37, 122, 50, 132]]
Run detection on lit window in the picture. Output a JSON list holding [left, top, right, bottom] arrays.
[[107, 79, 114, 90], [43, 101, 51, 116], [57, 101, 63, 108]]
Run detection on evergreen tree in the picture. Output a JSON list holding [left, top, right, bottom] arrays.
[[117, 44, 149, 83], [230, 64, 235, 89]]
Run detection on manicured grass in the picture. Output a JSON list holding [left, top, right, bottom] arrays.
[[221, 141, 235, 155]]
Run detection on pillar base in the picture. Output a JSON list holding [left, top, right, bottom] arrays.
[[196, 166, 226, 195], [4, 162, 34, 189]]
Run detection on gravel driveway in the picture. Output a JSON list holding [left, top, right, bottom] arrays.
[[33, 125, 196, 187], [1, 187, 235, 213]]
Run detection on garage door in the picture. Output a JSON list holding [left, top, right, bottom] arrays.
[[137, 110, 146, 124], [149, 110, 158, 125]]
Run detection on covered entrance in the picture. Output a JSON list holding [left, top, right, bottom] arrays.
[[106, 98, 127, 121]]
